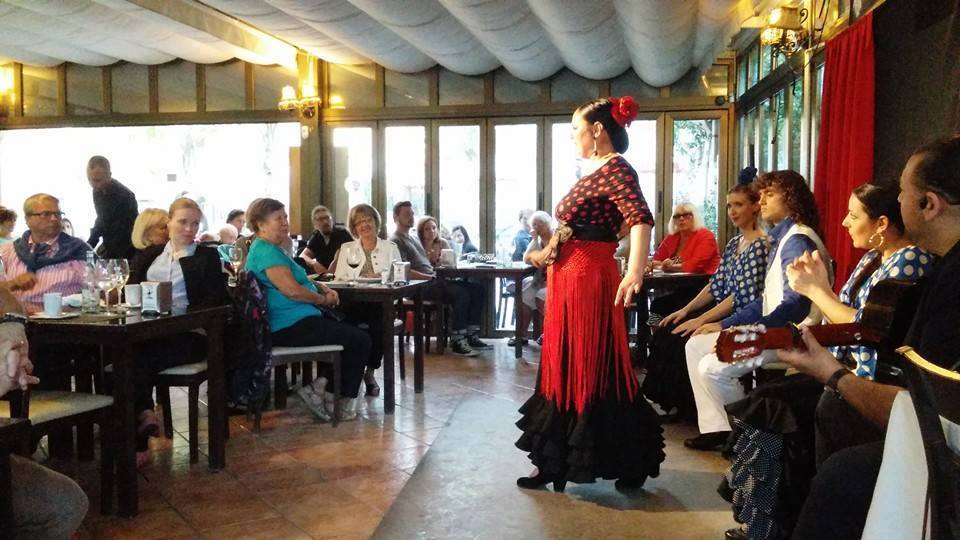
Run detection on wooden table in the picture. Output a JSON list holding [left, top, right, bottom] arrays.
[[325, 280, 430, 414], [0, 417, 30, 536], [436, 264, 537, 359], [27, 305, 229, 517]]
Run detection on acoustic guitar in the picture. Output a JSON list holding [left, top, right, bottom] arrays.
[[715, 278, 921, 365]]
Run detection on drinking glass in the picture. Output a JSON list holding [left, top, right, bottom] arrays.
[[113, 259, 130, 308], [220, 245, 242, 287], [95, 259, 117, 313], [345, 245, 363, 286]]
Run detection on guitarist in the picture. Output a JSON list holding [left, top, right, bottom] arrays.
[[780, 135, 960, 540], [684, 171, 832, 451]]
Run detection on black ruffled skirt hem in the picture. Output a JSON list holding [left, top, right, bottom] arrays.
[[515, 391, 665, 484]]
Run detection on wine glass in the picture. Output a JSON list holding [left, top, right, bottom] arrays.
[[113, 259, 130, 308], [345, 245, 363, 286], [95, 259, 117, 313]]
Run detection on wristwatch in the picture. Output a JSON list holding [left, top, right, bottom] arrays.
[[0, 312, 28, 325], [825, 367, 852, 399]]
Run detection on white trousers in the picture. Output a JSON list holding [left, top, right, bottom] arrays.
[[684, 331, 776, 434]]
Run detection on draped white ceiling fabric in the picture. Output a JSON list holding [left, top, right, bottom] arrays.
[[0, 0, 756, 87]]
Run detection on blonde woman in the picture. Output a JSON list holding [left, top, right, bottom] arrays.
[[331, 204, 402, 397], [130, 208, 169, 250]]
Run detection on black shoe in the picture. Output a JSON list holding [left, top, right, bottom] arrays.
[[517, 474, 566, 492], [615, 476, 647, 490], [507, 337, 528, 347], [683, 431, 731, 451], [451, 338, 479, 357], [724, 527, 747, 540], [363, 370, 380, 397], [466, 334, 493, 349]]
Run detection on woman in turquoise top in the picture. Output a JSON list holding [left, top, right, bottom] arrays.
[[245, 198, 370, 422]]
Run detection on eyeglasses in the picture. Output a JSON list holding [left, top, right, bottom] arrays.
[[27, 211, 64, 219], [353, 217, 376, 226], [672, 212, 693, 220]]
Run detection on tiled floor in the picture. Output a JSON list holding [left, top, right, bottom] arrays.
[[39, 339, 733, 539]]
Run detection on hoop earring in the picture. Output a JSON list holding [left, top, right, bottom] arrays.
[[868, 231, 885, 250]]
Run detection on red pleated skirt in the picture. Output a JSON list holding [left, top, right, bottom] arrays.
[[539, 240, 638, 416]]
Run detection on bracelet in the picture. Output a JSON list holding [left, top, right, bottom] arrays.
[[0, 313, 28, 326], [825, 367, 852, 399]]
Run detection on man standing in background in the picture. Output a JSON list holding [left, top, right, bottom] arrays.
[[86, 155, 138, 259]]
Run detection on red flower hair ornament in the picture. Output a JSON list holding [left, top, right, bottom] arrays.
[[608, 96, 639, 128]]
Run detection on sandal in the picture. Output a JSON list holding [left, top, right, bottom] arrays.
[[364, 370, 381, 397]]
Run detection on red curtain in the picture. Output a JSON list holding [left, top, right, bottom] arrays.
[[814, 12, 875, 289]]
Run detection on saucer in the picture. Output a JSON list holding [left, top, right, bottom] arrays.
[[30, 312, 81, 320]]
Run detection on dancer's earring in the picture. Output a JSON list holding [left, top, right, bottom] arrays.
[[868, 230, 885, 250], [592, 136, 598, 157]]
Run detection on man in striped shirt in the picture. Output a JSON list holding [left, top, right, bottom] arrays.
[[0, 194, 89, 311]]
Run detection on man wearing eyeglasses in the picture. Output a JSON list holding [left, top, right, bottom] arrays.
[[86, 155, 138, 259], [0, 193, 91, 309]]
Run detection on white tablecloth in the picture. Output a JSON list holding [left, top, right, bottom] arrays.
[[862, 391, 960, 539]]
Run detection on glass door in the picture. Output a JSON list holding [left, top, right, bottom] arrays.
[[382, 122, 428, 236], [664, 112, 728, 241], [324, 123, 375, 225], [491, 120, 541, 255], [433, 120, 483, 249]]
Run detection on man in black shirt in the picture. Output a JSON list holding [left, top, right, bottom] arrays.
[[299, 205, 352, 274], [86, 155, 138, 259], [777, 135, 960, 539]]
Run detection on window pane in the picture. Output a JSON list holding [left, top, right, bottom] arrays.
[[745, 108, 758, 168], [621, 120, 658, 221], [790, 78, 803, 171], [158, 61, 196, 113], [385, 70, 429, 107], [672, 119, 720, 236], [329, 64, 377, 108], [254, 64, 297, 111], [737, 57, 748, 97], [22, 65, 57, 117], [330, 127, 373, 221], [759, 99, 771, 172], [384, 125, 426, 236], [812, 63, 825, 183], [206, 61, 246, 111], [775, 90, 787, 169], [0, 122, 298, 240], [551, 121, 577, 212], [747, 45, 760, 88], [610, 69, 659, 99], [494, 71, 542, 104], [494, 124, 538, 252], [439, 69, 483, 106], [111, 63, 148, 114], [550, 70, 597, 103], [760, 44, 773, 79], [439, 125, 481, 247], [67, 65, 103, 115]]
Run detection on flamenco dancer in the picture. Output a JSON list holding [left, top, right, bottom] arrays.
[[516, 96, 665, 492]]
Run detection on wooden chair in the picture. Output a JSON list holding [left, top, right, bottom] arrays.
[[155, 362, 208, 463], [271, 345, 344, 426], [401, 299, 448, 353], [897, 346, 960, 539], [0, 388, 116, 515]]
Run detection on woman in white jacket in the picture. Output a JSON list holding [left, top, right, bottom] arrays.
[[331, 204, 402, 396]]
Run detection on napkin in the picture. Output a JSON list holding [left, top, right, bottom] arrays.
[[63, 293, 83, 308]]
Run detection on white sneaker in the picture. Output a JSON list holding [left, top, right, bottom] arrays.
[[297, 384, 332, 422]]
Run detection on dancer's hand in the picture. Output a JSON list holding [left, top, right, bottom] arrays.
[[615, 271, 644, 307], [659, 308, 688, 327], [672, 317, 704, 336], [692, 322, 722, 336]]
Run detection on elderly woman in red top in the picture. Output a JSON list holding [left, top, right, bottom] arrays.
[[651, 203, 721, 274]]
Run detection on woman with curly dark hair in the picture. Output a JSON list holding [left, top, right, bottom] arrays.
[[681, 170, 833, 451], [0, 206, 17, 245]]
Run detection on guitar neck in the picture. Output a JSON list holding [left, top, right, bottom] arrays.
[[762, 323, 880, 350]]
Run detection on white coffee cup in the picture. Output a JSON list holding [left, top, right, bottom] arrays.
[[42, 292, 62, 317], [124, 284, 142, 306]]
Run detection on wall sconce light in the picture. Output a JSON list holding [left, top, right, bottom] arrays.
[[328, 95, 345, 109], [760, 6, 808, 58], [278, 81, 321, 118]]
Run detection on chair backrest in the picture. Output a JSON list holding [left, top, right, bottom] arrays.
[[0, 389, 29, 418], [897, 346, 960, 539]]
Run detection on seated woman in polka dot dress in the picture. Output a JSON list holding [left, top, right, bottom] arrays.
[[786, 182, 932, 379]]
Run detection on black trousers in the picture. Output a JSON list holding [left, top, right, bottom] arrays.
[[343, 303, 384, 370], [271, 315, 370, 398], [423, 280, 484, 333], [814, 390, 884, 467], [134, 332, 207, 413], [791, 440, 884, 539]]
